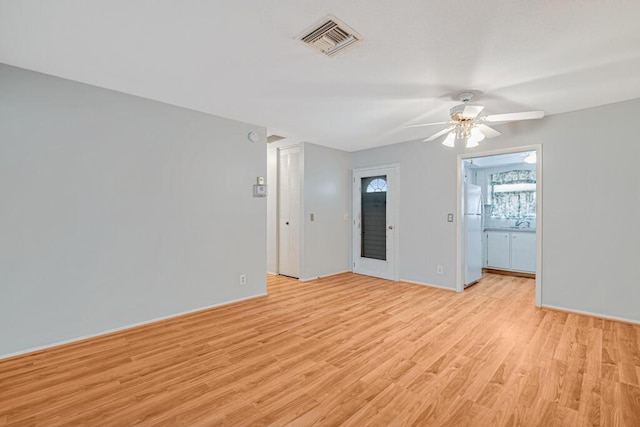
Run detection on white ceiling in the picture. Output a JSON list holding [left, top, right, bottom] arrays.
[[2, 1, 640, 152]]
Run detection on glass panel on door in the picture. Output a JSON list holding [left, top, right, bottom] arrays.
[[360, 175, 387, 260]]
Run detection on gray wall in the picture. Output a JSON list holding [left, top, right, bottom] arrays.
[[538, 100, 639, 321], [266, 142, 351, 280], [351, 140, 459, 288], [0, 65, 267, 357], [352, 98, 640, 322]]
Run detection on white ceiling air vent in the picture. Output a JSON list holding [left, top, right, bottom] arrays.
[[267, 134, 286, 144], [298, 15, 363, 57]]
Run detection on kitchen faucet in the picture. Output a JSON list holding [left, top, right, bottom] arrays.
[[515, 219, 531, 228]]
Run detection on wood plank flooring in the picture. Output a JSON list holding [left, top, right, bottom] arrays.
[[1, 273, 639, 426]]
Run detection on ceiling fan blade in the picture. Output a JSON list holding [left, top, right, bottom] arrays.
[[461, 105, 484, 119], [424, 125, 456, 142], [484, 111, 544, 123], [404, 121, 453, 129], [475, 123, 501, 138]]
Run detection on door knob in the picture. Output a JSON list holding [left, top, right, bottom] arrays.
[[388, 225, 394, 230], [285, 221, 289, 225]]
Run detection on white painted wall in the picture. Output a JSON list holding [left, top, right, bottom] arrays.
[[351, 97, 640, 322], [0, 65, 267, 357], [300, 143, 351, 280]]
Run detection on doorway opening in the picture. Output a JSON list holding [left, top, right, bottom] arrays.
[[456, 146, 542, 306]]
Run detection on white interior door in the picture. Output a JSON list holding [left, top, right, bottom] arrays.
[[353, 165, 398, 280], [278, 147, 300, 278]]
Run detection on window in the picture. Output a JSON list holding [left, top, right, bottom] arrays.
[[489, 170, 536, 219], [365, 178, 387, 193], [361, 176, 387, 260]]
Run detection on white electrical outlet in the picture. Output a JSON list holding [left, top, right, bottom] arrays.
[[239, 274, 247, 285], [437, 265, 444, 275]]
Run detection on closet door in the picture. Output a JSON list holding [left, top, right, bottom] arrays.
[[278, 147, 300, 278]]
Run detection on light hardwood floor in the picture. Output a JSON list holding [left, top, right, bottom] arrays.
[[1, 273, 639, 426]]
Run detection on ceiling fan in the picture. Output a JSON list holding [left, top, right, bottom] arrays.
[[406, 92, 544, 148]]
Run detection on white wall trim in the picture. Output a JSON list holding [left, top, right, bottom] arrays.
[[400, 278, 457, 292], [298, 143, 306, 279], [455, 144, 543, 307], [455, 158, 464, 293], [299, 270, 352, 282], [0, 293, 267, 361], [535, 144, 543, 307], [542, 304, 640, 326]]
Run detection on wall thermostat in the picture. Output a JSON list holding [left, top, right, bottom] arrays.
[[247, 131, 259, 143]]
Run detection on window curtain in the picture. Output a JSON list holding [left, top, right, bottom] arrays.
[[490, 170, 536, 185], [490, 170, 536, 219]]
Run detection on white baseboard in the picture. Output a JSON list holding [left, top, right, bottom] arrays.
[[266, 271, 278, 276], [299, 270, 352, 282], [0, 293, 267, 361], [541, 304, 640, 325], [400, 278, 457, 291]]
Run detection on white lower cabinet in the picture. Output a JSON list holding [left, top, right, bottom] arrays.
[[510, 233, 536, 272], [487, 232, 510, 269], [486, 231, 536, 273]]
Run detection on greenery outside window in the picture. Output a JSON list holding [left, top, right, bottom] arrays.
[[489, 170, 536, 219]]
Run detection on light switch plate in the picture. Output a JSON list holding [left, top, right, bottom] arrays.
[[253, 184, 267, 197]]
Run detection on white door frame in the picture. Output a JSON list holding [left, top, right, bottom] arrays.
[[352, 164, 400, 281], [455, 145, 543, 307]]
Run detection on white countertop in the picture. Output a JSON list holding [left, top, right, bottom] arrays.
[[484, 227, 536, 233]]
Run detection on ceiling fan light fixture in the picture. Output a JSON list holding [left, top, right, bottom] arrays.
[[407, 91, 544, 149], [465, 139, 479, 148], [441, 132, 456, 148], [465, 127, 485, 148]]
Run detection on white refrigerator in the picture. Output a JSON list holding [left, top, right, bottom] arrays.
[[464, 183, 483, 287]]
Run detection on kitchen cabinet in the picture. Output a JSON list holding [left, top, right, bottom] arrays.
[[511, 232, 536, 272], [486, 230, 536, 273], [487, 232, 510, 269]]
